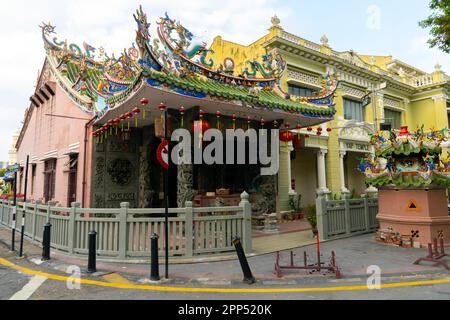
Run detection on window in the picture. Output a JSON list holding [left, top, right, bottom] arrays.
[[344, 98, 364, 121], [288, 84, 317, 97], [384, 108, 402, 130], [67, 155, 78, 207], [44, 159, 56, 203]]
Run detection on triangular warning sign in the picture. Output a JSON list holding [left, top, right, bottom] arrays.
[[406, 199, 420, 212]]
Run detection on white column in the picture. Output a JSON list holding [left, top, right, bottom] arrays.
[[316, 149, 329, 195], [339, 151, 350, 194]]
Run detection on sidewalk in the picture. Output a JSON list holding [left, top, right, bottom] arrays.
[[1, 224, 447, 287]]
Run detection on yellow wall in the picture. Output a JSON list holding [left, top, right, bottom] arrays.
[[209, 22, 449, 204]]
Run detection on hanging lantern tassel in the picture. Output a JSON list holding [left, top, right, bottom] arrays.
[[133, 107, 141, 128], [296, 124, 302, 140], [247, 116, 252, 131], [216, 111, 222, 130], [232, 114, 237, 130], [140, 98, 149, 120], [180, 106, 186, 129]]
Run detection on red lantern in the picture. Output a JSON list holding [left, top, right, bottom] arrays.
[[273, 120, 279, 129], [305, 134, 310, 139], [159, 102, 167, 112], [192, 119, 211, 134], [327, 128, 332, 133], [318, 127, 323, 132], [140, 98, 149, 106], [280, 131, 295, 142], [307, 127, 313, 132], [317, 130, 322, 136], [296, 124, 302, 130]]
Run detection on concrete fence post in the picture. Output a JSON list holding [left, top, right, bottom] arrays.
[[0, 200, 3, 226], [118, 202, 129, 260], [240, 192, 253, 254], [344, 198, 351, 235], [31, 203, 38, 242], [68, 203, 80, 254], [46, 202, 56, 224], [364, 196, 370, 232], [316, 195, 328, 241], [185, 201, 194, 258], [7, 200, 11, 226]]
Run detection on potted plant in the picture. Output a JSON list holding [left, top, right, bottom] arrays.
[[305, 204, 318, 237], [288, 194, 303, 220]]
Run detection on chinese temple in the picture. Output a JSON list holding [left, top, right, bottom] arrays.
[[31, 6, 338, 211]]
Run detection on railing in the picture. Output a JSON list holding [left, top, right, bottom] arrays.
[[316, 195, 379, 241], [0, 192, 252, 260]]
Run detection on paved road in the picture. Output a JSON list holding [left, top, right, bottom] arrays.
[[1, 250, 450, 300], [1, 230, 449, 301]]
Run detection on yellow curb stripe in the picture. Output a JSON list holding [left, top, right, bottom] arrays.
[[103, 273, 132, 285], [1, 258, 449, 294]]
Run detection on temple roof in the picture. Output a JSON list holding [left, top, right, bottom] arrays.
[[39, 6, 338, 120]]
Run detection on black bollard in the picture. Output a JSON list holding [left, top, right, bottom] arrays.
[[150, 234, 161, 281], [233, 237, 256, 285], [42, 223, 52, 261], [87, 231, 97, 274]]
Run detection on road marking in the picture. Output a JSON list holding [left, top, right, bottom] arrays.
[[0, 257, 449, 294], [103, 273, 132, 285], [9, 275, 47, 300]]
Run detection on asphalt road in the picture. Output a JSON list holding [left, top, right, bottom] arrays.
[[0, 232, 449, 301], [1, 255, 450, 300]]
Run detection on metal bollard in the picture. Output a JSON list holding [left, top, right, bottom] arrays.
[[233, 237, 256, 285], [87, 231, 97, 274], [42, 223, 52, 261], [150, 234, 161, 281], [11, 206, 17, 252]]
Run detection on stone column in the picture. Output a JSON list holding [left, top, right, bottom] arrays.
[[278, 141, 291, 211], [177, 164, 196, 208], [316, 148, 330, 196], [339, 151, 350, 196]]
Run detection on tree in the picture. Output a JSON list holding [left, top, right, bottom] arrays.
[[0, 168, 5, 178], [419, 0, 450, 53]]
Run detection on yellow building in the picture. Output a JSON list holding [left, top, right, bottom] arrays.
[[8, 131, 19, 166], [209, 16, 450, 208]]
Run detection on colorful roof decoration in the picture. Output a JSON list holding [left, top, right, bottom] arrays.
[[358, 126, 450, 187], [39, 6, 338, 119]]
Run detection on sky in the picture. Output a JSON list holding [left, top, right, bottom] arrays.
[[0, 0, 448, 161]]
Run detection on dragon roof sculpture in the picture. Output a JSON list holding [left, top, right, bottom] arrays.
[[39, 6, 339, 119], [358, 126, 450, 187]]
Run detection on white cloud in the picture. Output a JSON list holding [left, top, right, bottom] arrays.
[[0, 0, 287, 160]]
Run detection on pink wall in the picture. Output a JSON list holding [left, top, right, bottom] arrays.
[[16, 70, 94, 207]]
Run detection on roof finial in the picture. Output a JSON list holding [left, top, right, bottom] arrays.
[[320, 35, 329, 47], [434, 63, 442, 72], [271, 15, 281, 28]]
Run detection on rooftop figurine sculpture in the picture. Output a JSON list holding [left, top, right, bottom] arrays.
[[358, 126, 450, 248], [358, 126, 450, 188]]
